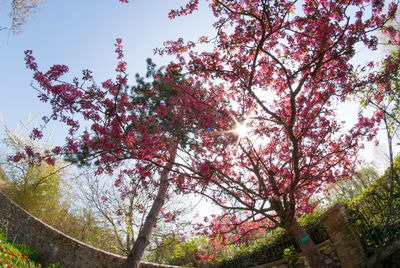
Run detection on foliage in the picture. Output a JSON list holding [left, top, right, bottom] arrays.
[[346, 156, 400, 256], [283, 246, 297, 268], [0, 119, 123, 255], [355, 24, 400, 265], [159, 235, 237, 268], [0, 117, 69, 218], [146, 233, 232, 267], [0, 165, 7, 182], [66, 208, 122, 254], [13, 243, 41, 263], [3, 161, 66, 217], [323, 164, 380, 206], [0, 228, 61, 267], [144, 232, 182, 264], [168, 236, 213, 267]]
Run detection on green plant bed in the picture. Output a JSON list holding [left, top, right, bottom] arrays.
[[0, 229, 62, 268]]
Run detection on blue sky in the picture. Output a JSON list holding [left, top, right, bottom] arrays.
[[0, 0, 215, 144]]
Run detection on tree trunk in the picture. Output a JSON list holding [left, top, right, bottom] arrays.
[[283, 219, 328, 268], [123, 147, 177, 268]]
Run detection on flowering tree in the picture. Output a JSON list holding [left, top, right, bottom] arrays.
[[21, 35, 227, 267], [18, 0, 400, 267], [156, 0, 399, 267]]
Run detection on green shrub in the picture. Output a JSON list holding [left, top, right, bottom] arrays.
[[14, 242, 41, 263], [167, 236, 221, 267], [345, 156, 400, 255]]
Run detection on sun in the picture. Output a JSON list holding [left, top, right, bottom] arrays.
[[235, 121, 251, 138], [217, 115, 255, 150]]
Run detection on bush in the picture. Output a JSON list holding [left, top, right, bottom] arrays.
[[167, 236, 221, 267], [14, 243, 41, 263], [346, 156, 400, 256]]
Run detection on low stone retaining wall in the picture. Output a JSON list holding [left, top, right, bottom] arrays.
[[252, 202, 400, 268], [252, 203, 367, 268], [252, 240, 340, 268], [0, 191, 179, 268]]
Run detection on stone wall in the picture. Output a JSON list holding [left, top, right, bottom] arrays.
[[252, 202, 366, 268], [319, 202, 367, 268], [0, 191, 179, 268], [252, 240, 341, 268], [1, 188, 397, 268], [296, 240, 341, 268], [252, 202, 400, 268]]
